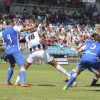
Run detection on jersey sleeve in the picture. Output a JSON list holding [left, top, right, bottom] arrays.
[[0, 32, 2, 38], [13, 25, 22, 33]]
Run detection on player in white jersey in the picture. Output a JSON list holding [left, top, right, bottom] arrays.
[[14, 29, 71, 85]]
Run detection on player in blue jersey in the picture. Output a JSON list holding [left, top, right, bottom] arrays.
[[0, 18, 37, 87], [76, 33, 100, 86], [65, 33, 99, 83], [63, 34, 100, 90], [65, 33, 100, 86]]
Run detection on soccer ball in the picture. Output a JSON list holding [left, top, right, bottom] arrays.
[[70, 81, 77, 87]]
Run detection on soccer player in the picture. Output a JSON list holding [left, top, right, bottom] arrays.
[[63, 34, 100, 90], [65, 33, 100, 85], [0, 18, 37, 87], [14, 29, 71, 85]]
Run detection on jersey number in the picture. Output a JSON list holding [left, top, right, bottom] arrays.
[[7, 34, 12, 43], [28, 34, 35, 40], [90, 43, 96, 49]]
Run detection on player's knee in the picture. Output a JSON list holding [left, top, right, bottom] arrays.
[[48, 60, 58, 67], [11, 63, 15, 68]]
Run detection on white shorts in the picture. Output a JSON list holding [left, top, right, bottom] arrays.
[[26, 50, 53, 63]]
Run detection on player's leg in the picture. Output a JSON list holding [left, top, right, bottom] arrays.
[[13, 52, 30, 87], [15, 52, 36, 86], [63, 66, 81, 90], [5, 55, 15, 85], [91, 75, 99, 86], [65, 69, 76, 82], [88, 66, 100, 86], [15, 61, 31, 85], [42, 51, 70, 77], [49, 59, 77, 87], [90, 68, 100, 86], [63, 61, 87, 90], [48, 60, 71, 77]]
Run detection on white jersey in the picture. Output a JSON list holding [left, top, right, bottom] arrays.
[[22, 31, 53, 63], [25, 31, 45, 52], [25, 31, 40, 48]]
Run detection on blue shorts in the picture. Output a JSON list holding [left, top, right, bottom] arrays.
[[78, 61, 100, 72], [7, 51, 25, 67]]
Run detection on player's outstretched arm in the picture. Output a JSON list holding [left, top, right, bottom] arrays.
[[20, 23, 38, 32]]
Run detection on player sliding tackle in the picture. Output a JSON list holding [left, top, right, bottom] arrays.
[[14, 23, 71, 86], [63, 34, 100, 90]]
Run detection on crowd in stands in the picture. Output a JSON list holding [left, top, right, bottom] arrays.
[[0, 3, 100, 62]]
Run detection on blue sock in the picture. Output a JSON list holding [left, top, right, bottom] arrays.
[[20, 68, 26, 84], [6, 67, 14, 82], [70, 69, 76, 75], [91, 76, 99, 86], [66, 73, 77, 88]]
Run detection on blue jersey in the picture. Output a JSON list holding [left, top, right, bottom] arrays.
[[85, 38, 92, 43], [2, 26, 21, 54], [80, 41, 100, 63]]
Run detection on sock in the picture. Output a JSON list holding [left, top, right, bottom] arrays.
[[15, 73, 20, 83], [6, 67, 14, 83], [20, 68, 26, 84], [70, 69, 76, 75], [56, 65, 70, 77], [66, 73, 77, 88], [91, 76, 99, 85]]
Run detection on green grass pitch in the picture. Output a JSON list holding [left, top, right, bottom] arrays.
[[0, 63, 100, 100]]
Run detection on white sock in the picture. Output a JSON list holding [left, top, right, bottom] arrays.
[[56, 65, 70, 77], [9, 67, 14, 70], [94, 76, 99, 80], [15, 76, 20, 83]]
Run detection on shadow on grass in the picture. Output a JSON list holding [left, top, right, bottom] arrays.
[[32, 84, 56, 87], [81, 84, 100, 92], [86, 84, 100, 87], [16, 83, 56, 87], [86, 89, 100, 92]]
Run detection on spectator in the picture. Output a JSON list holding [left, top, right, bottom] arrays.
[[23, 8, 27, 14], [32, 6, 38, 19], [5, 0, 10, 13], [76, 0, 80, 8], [38, 7, 45, 21], [15, 12, 20, 19], [8, 13, 14, 19], [92, 4, 98, 17], [61, 10, 66, 22], [66, 10, 71, 17], [88, 4, 93, 13], [73, 35, 80, 46]]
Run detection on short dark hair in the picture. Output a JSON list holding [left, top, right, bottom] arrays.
[[94, 34, 100, 42], [91, 33, 98, 38], [6, 18, 13, 25]]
